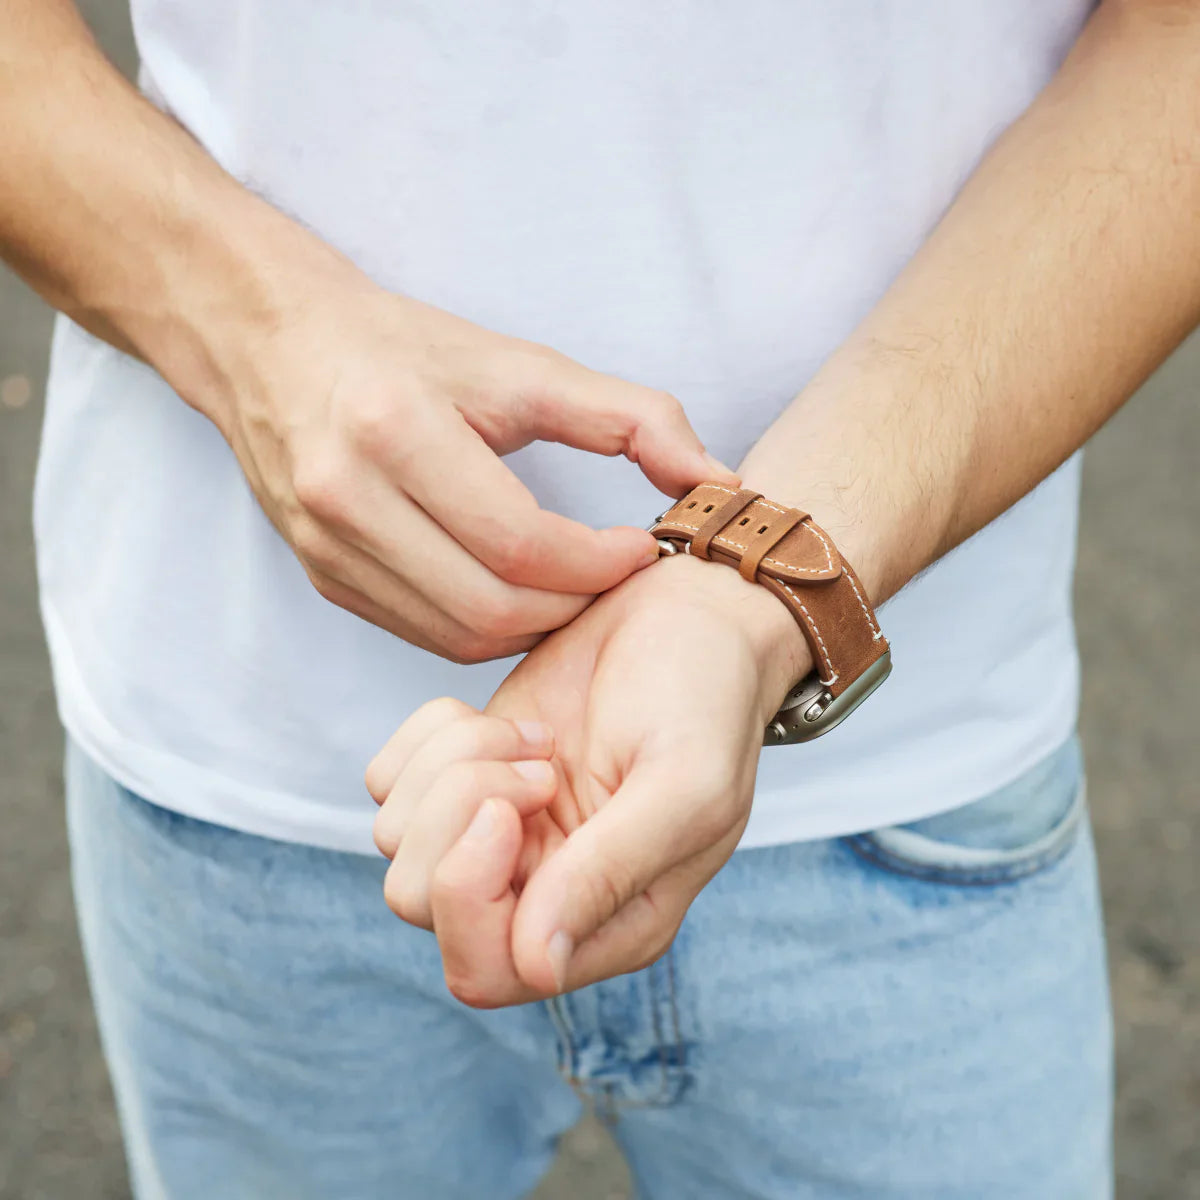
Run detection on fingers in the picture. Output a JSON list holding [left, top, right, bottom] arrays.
[[304, 566, 468, 659], [295, 465, 593, 653], [382, 712, 553, 822], [429, 799, 536, 1008], [387, 410, 661, 594], [552, 828, 739, 990], [426, 774, 739, 1007], [508, 763, 740, 994], [374, 709, 559, 936], [371, 709, 553, 857], [365, 697, 476, 804], [380, 758, 557, 926], [527, 360, 741, 499]]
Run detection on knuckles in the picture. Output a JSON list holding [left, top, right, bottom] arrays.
[[363, 763, 393, 806], [440, 634, 506, 666], [458, 587, 528, 642], [371, 810, 400, 858], [292, 450, 357, 528], [480, 529, 541, 585], [383, 868, 433, 930], [294, 522, 339, 572], [441, 968, 504, 1010], [436, 758, 490, 800], [442, 623, 538, 666], [418, 695, 477, 726], [646, 388, 685, 424], [506, 342, 569, 399], [343, 393, 410, 462]]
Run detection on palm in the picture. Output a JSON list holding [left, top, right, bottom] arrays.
[[484, 563, 773, 898], [369, 553, 809, 1001]]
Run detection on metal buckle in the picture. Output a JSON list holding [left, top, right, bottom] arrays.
[[649, 513, 689, 557], [764, 650, 892, 745]]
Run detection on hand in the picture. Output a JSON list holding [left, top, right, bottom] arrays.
[[0, 0, 732, 665], [367, 552, 811, 1006], [204, 264, 735, 663]]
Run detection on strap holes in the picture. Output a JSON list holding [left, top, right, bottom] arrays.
[[738, 517, 749, 525], [703, 504, 714, 513], [686, 501, 697, 508], [757, 525, 768, 534]]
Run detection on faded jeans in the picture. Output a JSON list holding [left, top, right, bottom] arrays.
[[67, 735, 1111, 1199]]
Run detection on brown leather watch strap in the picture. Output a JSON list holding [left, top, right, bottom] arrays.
[[650, 483, 889, 705]]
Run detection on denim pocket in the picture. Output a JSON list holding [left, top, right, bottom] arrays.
[[842, 737, 1086, 886]]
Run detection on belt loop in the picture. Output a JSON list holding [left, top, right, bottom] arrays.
[[691, 488, 760, 560], [739, 509, 807, 581]]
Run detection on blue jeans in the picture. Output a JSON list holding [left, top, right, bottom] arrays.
[[66, 736, 1112, 1199]]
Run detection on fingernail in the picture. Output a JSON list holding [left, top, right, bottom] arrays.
[[512, 759, 555, 785], [464, 799, 498, 843], [640, 543, 662, 568], [547, 930, 573, 992], [516, 720, 553, 750]]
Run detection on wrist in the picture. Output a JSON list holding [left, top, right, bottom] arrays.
[[123, 172, 373, 432], [636, 552, 812, 717], [645, 481, 895, 740]]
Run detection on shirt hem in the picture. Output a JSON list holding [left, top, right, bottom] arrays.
[[42, 595, 1080, 860]]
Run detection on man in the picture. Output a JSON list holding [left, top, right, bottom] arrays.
[[3, 0, 1197, 1195]]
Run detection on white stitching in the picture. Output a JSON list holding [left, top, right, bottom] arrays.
[[698, 488, 884, 640], [669, 485, 878, 671], [691, 486, 836, 574], [663, 517, 834, 575], [794, 519, 836, 575], [779, 582, 838, 684], [843, 566, 883, 639]]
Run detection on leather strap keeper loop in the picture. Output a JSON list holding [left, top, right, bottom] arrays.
[[690, 488, 760, 560], [650, 483, 891, 739], [738, 508, 807, 582]]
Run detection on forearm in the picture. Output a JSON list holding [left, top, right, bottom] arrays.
[[740, 0, 1200, 604], [0, 0, 359, 424]]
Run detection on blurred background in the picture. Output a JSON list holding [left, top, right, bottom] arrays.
[[1, 3, 1198, 1198]]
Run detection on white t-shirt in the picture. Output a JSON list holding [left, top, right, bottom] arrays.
[[35, 1, 1094, 855]]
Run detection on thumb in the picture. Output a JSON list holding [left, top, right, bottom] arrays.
[[509, 763, 723, 994], [533, 361, 740, 498]]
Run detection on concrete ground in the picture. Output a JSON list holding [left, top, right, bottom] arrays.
[[1, 6, 1198, 1198]]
